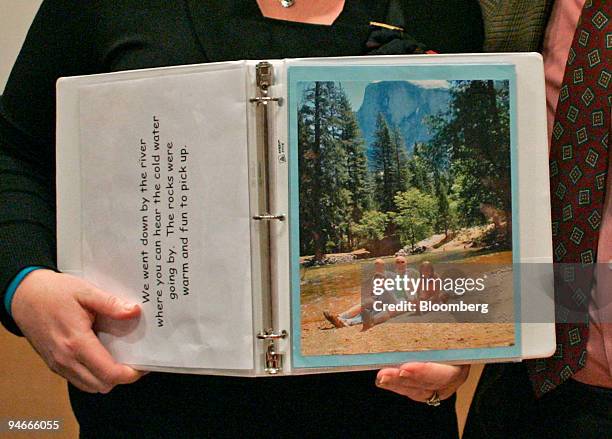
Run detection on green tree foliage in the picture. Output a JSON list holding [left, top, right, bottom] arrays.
[[338, 92, 371, 248], [370, 114, 395, 212], [370, 114, 409, 212], [434, 179, 452, 237], [353, 210, 388, 244], [298, 79, 511, 258], [298, 82, 370, 258], [406, 143, 433, 194], [425, 80, 511, 235], [406, 139, 456, 237], [393, 188, 436, 250], [391, 126, 410, 195]]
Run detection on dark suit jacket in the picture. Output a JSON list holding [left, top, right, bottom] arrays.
[[479, 0, 554, 51]]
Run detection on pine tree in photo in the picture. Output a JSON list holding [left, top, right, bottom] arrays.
[[406, 142, 434, 195], [390, 125, 409, 196], [298, 81, 332, 259], [370, 113, 395, 212], [298, 81, 369, 257], [297, 105, 315, 256], [337, 91, 370, 249], [398, 78, 514, 250], [426, 79, 511, 241], [434, 178, 453, 238], [319, 83, 350, 253]]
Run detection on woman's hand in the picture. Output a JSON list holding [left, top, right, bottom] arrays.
[[376, 362, 470, 402], [11, 269, 146, 393]]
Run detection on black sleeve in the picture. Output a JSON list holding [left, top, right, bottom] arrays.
[[0, 0, 97, 335]]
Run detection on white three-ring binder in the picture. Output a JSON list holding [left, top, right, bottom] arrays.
[[56, 53, 556, 376]]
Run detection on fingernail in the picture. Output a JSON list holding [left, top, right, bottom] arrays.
[[399, 370, 409, 378], [124, 303, 136, 312], [377, 377, 387, 386]]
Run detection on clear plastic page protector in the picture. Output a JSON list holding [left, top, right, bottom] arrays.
[[77, 66, 254, 370]]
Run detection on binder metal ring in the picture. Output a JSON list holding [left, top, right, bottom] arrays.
[[253, 214, 286, 221], [249, 96, 282, 105], [257, 330, 288, 340]]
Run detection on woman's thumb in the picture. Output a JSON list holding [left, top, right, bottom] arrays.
[[77, 287, 140, 320]]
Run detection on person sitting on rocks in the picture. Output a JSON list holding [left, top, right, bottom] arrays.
[[413, 260, 446, 315], [324, 256, 420, 331], [323, 259, 394, 329]]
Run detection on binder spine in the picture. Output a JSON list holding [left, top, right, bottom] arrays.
[[250, 62, 287, 374]]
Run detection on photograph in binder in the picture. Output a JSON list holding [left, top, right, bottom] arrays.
[[290, 65, 520, 362]]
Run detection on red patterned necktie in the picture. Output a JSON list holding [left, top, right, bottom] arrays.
[[527, 0, 611, 397]]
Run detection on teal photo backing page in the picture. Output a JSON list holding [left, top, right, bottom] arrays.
[[288, 63, 521, 368]]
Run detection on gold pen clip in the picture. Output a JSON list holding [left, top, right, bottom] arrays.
[[369, 21, 404, 32]]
